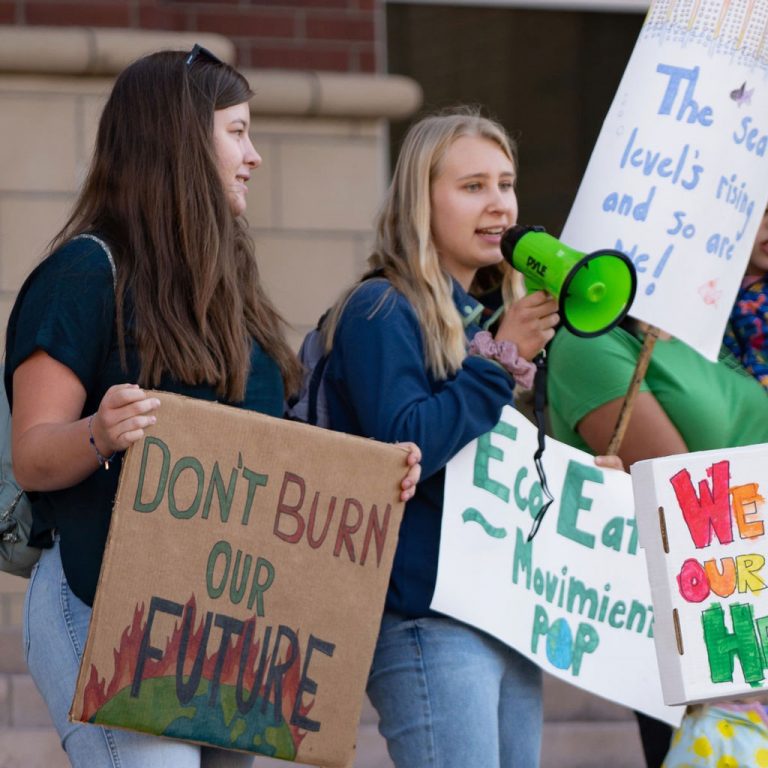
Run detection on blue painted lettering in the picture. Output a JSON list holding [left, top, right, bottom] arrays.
[[619, 127, 702, 190], [715, 173, 755, 241], [733, 116, 767, 158], [656, 64, 714, 126]]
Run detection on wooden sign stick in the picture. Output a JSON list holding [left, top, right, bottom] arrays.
[[606, 324, 661, 456]]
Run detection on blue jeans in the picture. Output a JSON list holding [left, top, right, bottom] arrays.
[[367, 612, 543, 768], [24, 540, 254, 768]]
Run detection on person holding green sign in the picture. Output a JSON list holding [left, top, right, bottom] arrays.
[[5, 47, 420, 768], [548, 288, 768, 765]]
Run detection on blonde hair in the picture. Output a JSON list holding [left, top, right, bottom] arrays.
[[325, 107, 519, 380]]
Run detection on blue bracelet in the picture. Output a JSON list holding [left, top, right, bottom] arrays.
[[88, 414, 117, 470]]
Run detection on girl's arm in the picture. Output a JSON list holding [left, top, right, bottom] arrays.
[[548, 327, 688, 468], [12, 350, 160, 491], [329, 287, 514, 479], [577, 391, 688, 467]]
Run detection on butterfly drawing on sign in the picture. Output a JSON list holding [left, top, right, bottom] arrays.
[[730, 82, 753, 107], [698, 279, 722, 306]]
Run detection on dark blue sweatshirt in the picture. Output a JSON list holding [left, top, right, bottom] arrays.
[[324, 279, 515, 618]]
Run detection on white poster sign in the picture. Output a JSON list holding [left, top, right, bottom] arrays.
[[432, 407, 683, 725], [632, 443, 768, 705], [562, 0, 768, 360]]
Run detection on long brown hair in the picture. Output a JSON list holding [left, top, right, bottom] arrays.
[[51, 50, 301, 400]]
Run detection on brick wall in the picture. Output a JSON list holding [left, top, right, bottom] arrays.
[[0, 0, 379, 72]]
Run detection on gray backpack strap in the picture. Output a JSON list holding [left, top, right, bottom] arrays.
[[71, 233, 117, 288], [0, 363, 41, 577], [0, 233, 118, 578]]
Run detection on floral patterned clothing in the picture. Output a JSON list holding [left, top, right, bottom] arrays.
[[723, 276, 768, 391], [663, 704, 768, 768]]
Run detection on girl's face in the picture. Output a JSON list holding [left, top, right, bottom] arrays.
[[212, 102, 261, 216], [430, 134, 517, 289], [748, 208, 768, 276]]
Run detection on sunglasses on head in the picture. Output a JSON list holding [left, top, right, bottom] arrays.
[[185, 44, 223, 67]]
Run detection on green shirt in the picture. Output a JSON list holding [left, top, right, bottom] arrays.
[[548, 326, 768, 454]]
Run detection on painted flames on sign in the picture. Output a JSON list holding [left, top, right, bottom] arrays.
[[80, 595, 311, 758]]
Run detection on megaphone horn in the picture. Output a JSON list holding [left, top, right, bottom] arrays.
[[501, 224, 637, 338]]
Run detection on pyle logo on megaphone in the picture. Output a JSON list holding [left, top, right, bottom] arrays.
[[525, 254, 548, 277], [501, 225, 638, 338]]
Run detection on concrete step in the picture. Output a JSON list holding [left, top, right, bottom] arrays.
[[0, 720, 645, 768], [0, 727, 67, 768], [541, 721, 645, 768], [1, 656, 647, 768], [0, 673, 53, 728], [0, 628, 24, 675], [543, 674, 634, 722]]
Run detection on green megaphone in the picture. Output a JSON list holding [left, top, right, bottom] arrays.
[[500, 225, 637, 338]]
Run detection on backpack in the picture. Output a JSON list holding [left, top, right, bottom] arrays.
[[285, 272, 388, 429], [285, 311, 332, 428], [0, 234, 116, 577], [0, 367, 39, 577]]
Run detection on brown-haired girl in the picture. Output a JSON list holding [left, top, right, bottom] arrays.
[[5, 47, 418, 767]]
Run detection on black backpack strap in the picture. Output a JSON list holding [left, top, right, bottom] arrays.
[[526, 350, 555, 541]]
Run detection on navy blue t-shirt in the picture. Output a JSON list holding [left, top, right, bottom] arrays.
[[5, 236, 284, 605]]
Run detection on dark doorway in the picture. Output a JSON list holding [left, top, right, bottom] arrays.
[[386, 4, 644, 234]]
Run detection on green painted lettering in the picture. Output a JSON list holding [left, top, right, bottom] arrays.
[[601, 517, 624, 552], [572, 623, 600, 676], [473, 421, 518, 502], [512, 527, 533, 588], [168, 457, 205, 519], [567, 577, 598, 620], [626, 518, 639, 555], [247, 557, 275, 616], [755, 616, 768, 666], [626, 600, 650, 635], [207, 540, 232, 599], [240, 463, 268, 525], [229, 550, 252, 604], [531, 603, 548, 654], [514, 467, 529, 511], [701, 602, 764, 684], [202, 461, 238, 522], [608, 600, 626, 629], [133, 436, 171, 513], [557, 460, 603, 549]]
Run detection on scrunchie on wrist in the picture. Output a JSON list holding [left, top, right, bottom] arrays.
[[469, 330, 536, 389]]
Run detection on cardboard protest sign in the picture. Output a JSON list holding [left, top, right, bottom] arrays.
[[632, 443, 768, 705], [432, 407, 683, 726], [562, 0, 768, 360], [70, 392, 406, 767]]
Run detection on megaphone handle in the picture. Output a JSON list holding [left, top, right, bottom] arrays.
[[523, 275, 539, 295], [606, 325, 661, 457]]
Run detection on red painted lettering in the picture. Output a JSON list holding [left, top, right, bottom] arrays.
[[670, 461, 733, 548]]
